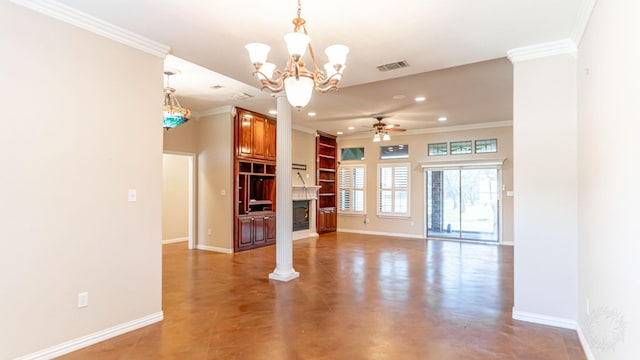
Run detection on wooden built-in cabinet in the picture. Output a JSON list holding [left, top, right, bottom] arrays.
[[237, 109, 276, 161], [234, 108, 277, 252], [316, 131, 337, 233]]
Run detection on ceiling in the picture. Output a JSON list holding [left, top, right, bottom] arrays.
[[53, 0, 584, 136]]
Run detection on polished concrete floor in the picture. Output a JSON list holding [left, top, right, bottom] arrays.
[[59, 233, 585, 359]]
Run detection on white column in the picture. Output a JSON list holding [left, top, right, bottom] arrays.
[[269, 94, 300, 281]]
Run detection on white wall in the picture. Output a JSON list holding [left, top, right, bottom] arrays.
[[0, 2, 163, 358], [577, 0, 640, 357], [512, 54, 578, 326], [162, 154, 189, 241]]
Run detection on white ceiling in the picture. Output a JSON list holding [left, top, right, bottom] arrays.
[[51, 0, 584, 135]]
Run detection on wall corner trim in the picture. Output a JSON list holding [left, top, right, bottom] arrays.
[[9, 0, 171, 58], [571, 0, 598, 46], [512, 308, 577, 330], [507, 39, 577, 64], [15, 311, 164, 360]]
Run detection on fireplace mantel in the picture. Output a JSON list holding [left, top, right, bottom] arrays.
[[292, 185, 321, 201]]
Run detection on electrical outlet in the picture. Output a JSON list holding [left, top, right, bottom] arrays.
[[77, 292, 88, 308], [128, 189, 137, 202]]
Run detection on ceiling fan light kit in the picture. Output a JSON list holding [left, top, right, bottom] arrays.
[[245, 0, 349, 109]]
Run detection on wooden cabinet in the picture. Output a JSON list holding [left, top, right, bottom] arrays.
[[235, 213, 276, 252], [236, 109, 276, 161], [316, 131, 337, 233], [317, 207, 336, 233], [234, 107, 277, 252]]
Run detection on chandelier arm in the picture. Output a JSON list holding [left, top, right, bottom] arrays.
[[260, 82, 285, 93]]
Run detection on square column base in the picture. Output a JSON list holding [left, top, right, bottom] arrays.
[[268, 270, 300, 282]]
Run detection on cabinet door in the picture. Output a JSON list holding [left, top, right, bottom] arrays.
[[265, 120, 276, 161], [237, 216, 253, 250], [253, 216, 266, 246], [252, 117, 266, 159], [264, 214, 276, 244], [318, 208, 337, 233], [238, 113, 253, 157]]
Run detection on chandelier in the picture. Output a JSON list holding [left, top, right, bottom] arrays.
[[163, 70, 190, 130], [245, 0, 349, 109]]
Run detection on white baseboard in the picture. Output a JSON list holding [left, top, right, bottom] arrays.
[[16, 311, 163, 360], [197, 244, 233, 254], [512, 309, 577, 330], [577, 324, 595, 360], [292, 230, 319, 241], [162, 237, 188, 244], [336, 228, 424, 239]]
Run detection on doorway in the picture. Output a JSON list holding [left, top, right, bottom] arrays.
[[426, 167, 500, 242], [162, 152, 196, 249]]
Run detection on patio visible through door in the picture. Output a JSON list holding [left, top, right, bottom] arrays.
[[426, 168, 499, 242]]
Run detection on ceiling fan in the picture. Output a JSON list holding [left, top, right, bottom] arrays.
[[371, 115, 405, 142]]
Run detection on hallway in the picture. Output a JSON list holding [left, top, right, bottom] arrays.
[[59, 234, 585, 359]]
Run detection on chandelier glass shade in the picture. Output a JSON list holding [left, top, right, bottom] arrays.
[[373, 130, 391, 142], [163, 71, 190, 130], [245, 0, 349, 109]]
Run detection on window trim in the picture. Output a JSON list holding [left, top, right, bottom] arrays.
[[377, 162, 411, 217], [338, 164, 366, 215]]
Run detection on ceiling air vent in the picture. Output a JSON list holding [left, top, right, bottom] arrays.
[[376, 60, 410, 72], [232, 92, 254, 100]]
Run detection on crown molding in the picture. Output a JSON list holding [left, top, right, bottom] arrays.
[[339, 120, 513, 140], [198, 105, 235, 119], [571, 0, 598, 46], [9, 0, 170, 58], [507, 39, 577, 63], [292, 123, 317, 135]]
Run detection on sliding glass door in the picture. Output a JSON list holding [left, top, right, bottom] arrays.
[[426, 168, 499, 242]]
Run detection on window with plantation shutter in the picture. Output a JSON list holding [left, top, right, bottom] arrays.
[[377, 163, 410, 216], [338, 165, 366, 214]]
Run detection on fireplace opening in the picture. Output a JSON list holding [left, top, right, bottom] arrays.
[[292, 200, 310, 231]]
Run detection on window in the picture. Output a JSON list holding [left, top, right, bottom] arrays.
[[450, 141, 472, 155], [380, 144, 409, 159], [377, 163, 410, 216], [428, 143, 447, 156], [341, 147, 365, 161], [475, 139, 497, 153], [338, 165, 365, 213]]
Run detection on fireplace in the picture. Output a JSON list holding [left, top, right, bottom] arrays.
[[292, 200, 309, 231]]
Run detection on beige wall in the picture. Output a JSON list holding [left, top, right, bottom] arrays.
[[163, 116, 199, 154], [0, 2, 163, 359], [197, 111, 234, 250], [291, 129, 317, 185], [337, 125, 513, 243], [162, 154, 189, 241], [577, 0, 640, 357]]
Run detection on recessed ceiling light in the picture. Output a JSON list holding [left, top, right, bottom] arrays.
[[269, 109, 277, 115], [415, 96, 426, 102], [392, 94, 406, 100], [308, 112, 316, 116], [347, 126, 355, 130], [336, 131, 343, 135], [438, 116, 447, 122]]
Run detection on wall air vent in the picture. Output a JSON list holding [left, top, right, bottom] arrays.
[[376, 60, 410, 72]]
